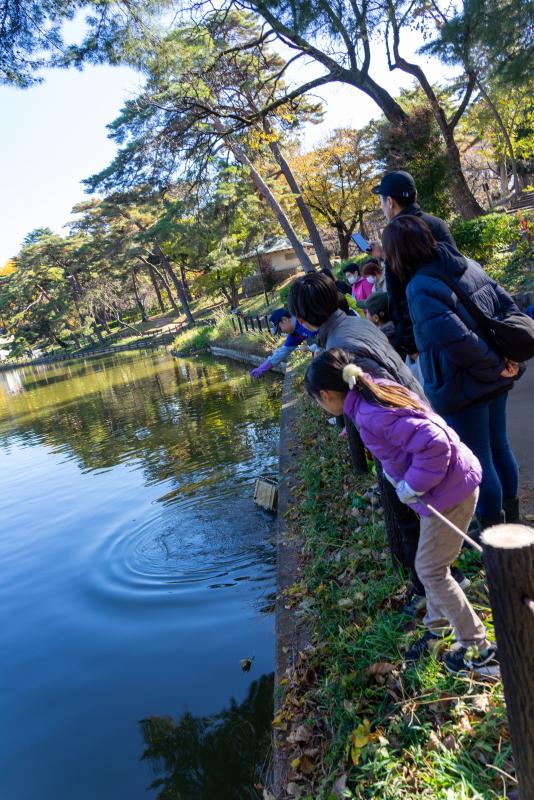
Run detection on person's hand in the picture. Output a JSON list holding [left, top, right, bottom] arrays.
[[396, 480, 423, 506], [300, 344, 310, 353], [250, 360, 272, 379], [369, 242, 384, 259], [500, 359, 519, 378]]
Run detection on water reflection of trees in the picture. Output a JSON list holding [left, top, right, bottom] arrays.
[[0, 354, 282, 487], [140, 673, 274, 800]]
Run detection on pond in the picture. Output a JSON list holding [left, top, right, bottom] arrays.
[[0, 350, 282, 800]]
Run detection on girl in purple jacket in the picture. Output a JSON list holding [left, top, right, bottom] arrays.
[[304, 347, 499, 677]]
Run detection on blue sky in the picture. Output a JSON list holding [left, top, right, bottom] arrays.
[[0, 27, 450, 265]]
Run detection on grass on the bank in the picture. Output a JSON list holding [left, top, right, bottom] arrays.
[[172, 310, 276, 358], [274, 391, 514, 800]]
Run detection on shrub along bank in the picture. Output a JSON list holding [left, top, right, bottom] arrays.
[[172, 311, 275, 358], [271, 383, 514, 800]]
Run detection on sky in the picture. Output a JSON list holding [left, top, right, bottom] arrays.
[[0, 22, 453, 265]]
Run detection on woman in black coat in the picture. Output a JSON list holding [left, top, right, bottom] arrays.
[[382, 214, 522, 530]]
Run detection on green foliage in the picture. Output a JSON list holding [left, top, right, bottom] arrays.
[[278, 284, 291, 306], [451, 212, 522, 264], [373, 90, 454, 220]]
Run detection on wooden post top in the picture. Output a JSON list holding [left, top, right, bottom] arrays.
[[481, 524, 534, 549]]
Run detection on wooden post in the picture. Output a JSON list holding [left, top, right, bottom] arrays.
[[244, 317, 249, 332], [238, 317, 243, 335], [481, 524, 534, 800], [257, 316, 262, 332]]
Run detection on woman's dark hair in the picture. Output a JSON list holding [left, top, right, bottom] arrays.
[[381, 215, 437, 280], [305, 348, 426, 412], [288, 272, 340, 327]]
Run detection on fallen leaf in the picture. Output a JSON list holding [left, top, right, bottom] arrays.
[[471, 694, 490, 714], [368, 661, 395, 677], [442, 734, 458, 752], [299, 755, 315, 775], [425, 731, 441, 752], [332, 773, 348, 797], [286, 782, 301, 797], [338, 598, 354, 609], [291, 724, 312, 743]]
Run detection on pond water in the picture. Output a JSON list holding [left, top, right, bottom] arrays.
[[0, 350, 281, 800]]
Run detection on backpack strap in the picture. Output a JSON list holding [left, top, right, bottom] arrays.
[[417, 268, 495, 336]]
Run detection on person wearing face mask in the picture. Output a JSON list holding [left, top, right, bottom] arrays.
[[342, 263, 373, 302], [361, 259, 385, 294]]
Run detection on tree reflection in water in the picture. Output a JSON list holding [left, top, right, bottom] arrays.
[[140, 673, 274, 800]]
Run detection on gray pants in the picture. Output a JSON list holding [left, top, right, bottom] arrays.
[[416, 490, 486, 647]]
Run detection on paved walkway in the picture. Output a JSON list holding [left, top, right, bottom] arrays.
[[508, 365, 534, 515]]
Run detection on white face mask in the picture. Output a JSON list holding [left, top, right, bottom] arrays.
[[347, 275, 356, 285], [366, 276, 376, 285]]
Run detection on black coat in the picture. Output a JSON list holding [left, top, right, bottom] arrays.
[[407, 243, 521, 414], [385, 203, 455, 357]]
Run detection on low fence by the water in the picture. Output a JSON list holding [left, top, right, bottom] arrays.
[[230, 314, 272, 335]]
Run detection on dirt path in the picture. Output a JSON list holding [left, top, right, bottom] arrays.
[[508, 366, 534, 518]]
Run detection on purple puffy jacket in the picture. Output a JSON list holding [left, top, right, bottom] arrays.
[[343, 380, 482, 516]]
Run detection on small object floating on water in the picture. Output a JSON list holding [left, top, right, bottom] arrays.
[[240, 656, 255, 672], [254, 475, 278, 511]]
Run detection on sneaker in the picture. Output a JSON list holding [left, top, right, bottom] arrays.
[[451, 567, 470, 591], [404, 630, 446, 662], [443, 644, 500, 678], [400, 593, 426, 618]]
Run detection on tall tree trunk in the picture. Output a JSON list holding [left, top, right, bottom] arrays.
[[336, 225, 351, 260], [264, 119, 331, 270], [358, 210, 368, 238], [443, 130, 485, 219], [179, 259, 192, 301], [131, 267, 148, 322], [499, 159, 508, 199], [148, 265, 166, 313], [386, 9, 484, 219], [212, 117, 316, 273], [477, 81, 521, 197], [145, 258, 181, 315], [155, 245, 195, 325]]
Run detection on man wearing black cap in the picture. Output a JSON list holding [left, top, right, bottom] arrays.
[[371, 170, 455, 359], [249, 308, 316, 379]]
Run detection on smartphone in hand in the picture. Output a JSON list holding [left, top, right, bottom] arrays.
[[351, 232, 371, 252]]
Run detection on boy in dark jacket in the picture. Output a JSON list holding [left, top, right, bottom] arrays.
[[370, 171, 455, 359]]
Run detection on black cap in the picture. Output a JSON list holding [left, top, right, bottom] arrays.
[[371, 170, 417, 199], [269, 307, 291, 334], [357, 291, 389, 316]]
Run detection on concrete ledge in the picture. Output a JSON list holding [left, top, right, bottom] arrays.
[[208, 346, 286, 374], [271, 366, 310, 797]]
